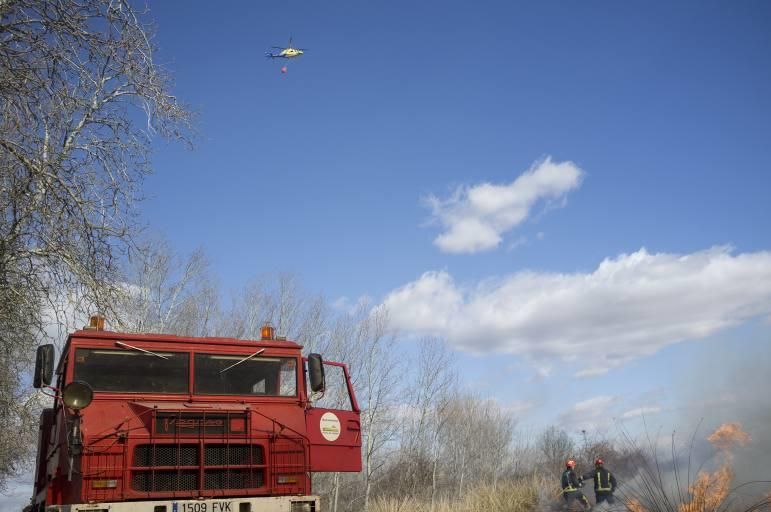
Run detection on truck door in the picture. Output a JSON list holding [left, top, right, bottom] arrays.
[[305, 361, 362, 472]]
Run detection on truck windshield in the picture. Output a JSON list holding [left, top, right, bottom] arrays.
[[194, 354, 297, 396], [73, 348, 189, 393]]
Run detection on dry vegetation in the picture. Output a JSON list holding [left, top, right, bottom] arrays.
[[370, 476, 548, 512]]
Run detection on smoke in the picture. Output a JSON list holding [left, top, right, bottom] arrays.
[[615, 423, 767, 512], [673, 335, 771, 494], [619, 333, 771, 508], [611, 332, 770, 512]]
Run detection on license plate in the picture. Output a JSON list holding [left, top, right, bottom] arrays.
[[174, 501, 235, 512]]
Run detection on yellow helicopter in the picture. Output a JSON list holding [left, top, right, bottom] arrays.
[[266, 37, 307, 60]]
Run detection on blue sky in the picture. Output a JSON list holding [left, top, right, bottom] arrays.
[[138, 0, 771, 436]]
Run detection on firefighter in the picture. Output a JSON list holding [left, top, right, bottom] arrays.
[[562, 459, 591, 511], [583, 458, 617, 505]]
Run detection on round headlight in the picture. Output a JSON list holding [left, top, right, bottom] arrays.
[[62, 381, 93, 410]]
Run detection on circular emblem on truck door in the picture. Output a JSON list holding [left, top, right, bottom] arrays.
[[320, 412, 341, 441]]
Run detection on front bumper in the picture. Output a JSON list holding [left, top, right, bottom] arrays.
[[44, 495, 320, 512]]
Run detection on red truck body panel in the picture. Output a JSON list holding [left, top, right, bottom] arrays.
[[30, 329, 361, 509]]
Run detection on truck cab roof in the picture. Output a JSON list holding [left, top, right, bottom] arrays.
[[67, 329, 303, 350]]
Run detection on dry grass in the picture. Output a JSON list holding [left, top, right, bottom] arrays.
[[370, 473, 555, 512]]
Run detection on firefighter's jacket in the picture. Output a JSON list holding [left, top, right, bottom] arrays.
[[583, 467, 617, 493], [561, 469, 583, 493]]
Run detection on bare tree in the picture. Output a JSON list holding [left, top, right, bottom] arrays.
[[112, 240, 215, 335], [537, 426, 576, 478], [0, 342, 43, 490], [307, 302, 402, 512], [218, 277, 274, 339], [0, 0, 191, 485], [397, 337, 456, 503], [219, 273, 329, 343], [509, 426, 541, 478], [438, 395, 516, 499], [472, 399, 517, 486], [295, 294, 331, 354], [351, 305, 402, 512]]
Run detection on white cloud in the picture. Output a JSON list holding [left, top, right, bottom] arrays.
[[382, 246, 771, 376], [331, 295, 373, 315], [424, 157, 584, 253], [381, 271, 463, 335], [558, 396, 619, 430], [621, 406, 662, 419]]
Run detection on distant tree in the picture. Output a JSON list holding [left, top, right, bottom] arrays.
[[537, 426, 576, 478], [509, 426, 541, 478], [397, 337, 456, 504], [354, 306, 401, 512], [440, 395, 516, 499], [0, 0, 191, 486], [113, 241, 214, 335], [217, 273, 336, 352]]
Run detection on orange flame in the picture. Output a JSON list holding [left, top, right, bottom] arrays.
[[707, 422, 751, 453], [678, 466, 734, 512], [627, 498, 647, 512], [676, 423, 751, 512]]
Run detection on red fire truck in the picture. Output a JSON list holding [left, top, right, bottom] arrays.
[[26, 316, 361, 512]]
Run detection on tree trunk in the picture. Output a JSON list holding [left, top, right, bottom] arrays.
[[458, 451, 466, 500], [332, 472, 340, 512], [430, 440, 440, 512]]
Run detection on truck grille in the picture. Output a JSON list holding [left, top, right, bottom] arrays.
[[131, 444, 265, 492], [205, 445, 264, 465], [132, 470, 198, 492], [204, 469, 265, 489], [135, 444, 199, 466]]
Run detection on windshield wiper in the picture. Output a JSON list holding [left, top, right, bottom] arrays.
[[219, 349, 265, 374], [116, 341, 169, 360]]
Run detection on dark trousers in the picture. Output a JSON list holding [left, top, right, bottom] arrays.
[[564, 490, 591, 510], [595, 492, 615, 504]]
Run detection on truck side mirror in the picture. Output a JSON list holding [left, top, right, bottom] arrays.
[[308, 353, 325, 393], [33, 344, 55, 388]]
